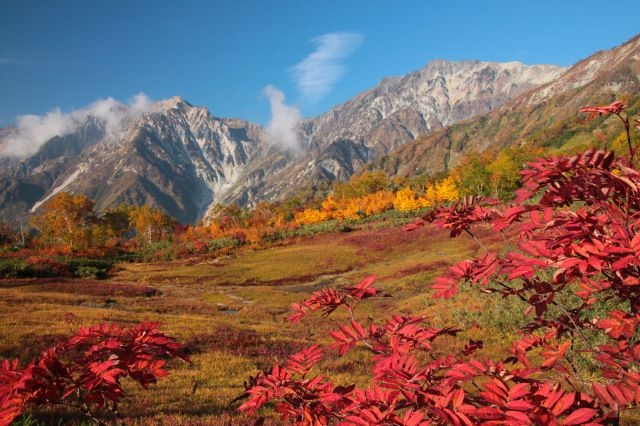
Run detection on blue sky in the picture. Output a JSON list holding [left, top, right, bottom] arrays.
[[1, 0, 638, 127]]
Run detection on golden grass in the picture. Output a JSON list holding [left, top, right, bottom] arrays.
[[1, 222, 520, 423]]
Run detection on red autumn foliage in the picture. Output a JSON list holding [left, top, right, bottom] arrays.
[[239, 101, 640, 425], [580, 100, 635, 163], [579, 100, 626, 120], [0, 322, 188, 425]]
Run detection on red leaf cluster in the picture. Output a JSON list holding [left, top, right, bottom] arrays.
[[579, 101, 626, 121], [288, 275, 385, 324], [0, 322, 188, 425], [240, 274, 606, 425]]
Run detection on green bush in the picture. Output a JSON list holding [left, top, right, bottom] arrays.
[[67, 258, 113, 280], [0, 258, 26, 278], [74, 266, 104, 279], [207, 237, 242, 252]]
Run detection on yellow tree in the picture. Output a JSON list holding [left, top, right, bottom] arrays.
[[31, 192, 98, 251], [359, 190, 395, 216], [333, 198, 361, 221], [128, 205, 173, 244], [393, 187, 424, 212], [424, 176, 460, 206], [294, 208, 329, 225], [321, 196, 339, 216], [486, 146, 541, 200]]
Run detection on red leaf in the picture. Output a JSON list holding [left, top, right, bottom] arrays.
[[606, 383, 631, 405], [402, 409, 429, 426], [630, 232, 640, 251], [473, 406, 503, 420], [347, 275, 379, 300], [285, 345, 323, 377], [611, 255, 635, 270], [508, 383, 531, 400], [432, 276, 459, 299], [505, 410, 532, 424], [592, 383, 616, 408], [452, 388, 465, 409], [541, 341, 570, 368], [507, 399, 534, 411], [404, 219, 426, 231], [551, 392, 575, 416], [561, 407, 598, 425]]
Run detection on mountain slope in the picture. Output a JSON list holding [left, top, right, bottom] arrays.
[[368, 34, 640, 180]]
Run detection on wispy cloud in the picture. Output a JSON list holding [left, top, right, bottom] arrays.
[[289, 31, 364, 103], [263, 85, 301, 151], [0, 57, 30, 64], [1, 93, 155, 158]]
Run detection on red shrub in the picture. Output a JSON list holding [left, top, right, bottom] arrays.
[[0, 322, 188, 425]]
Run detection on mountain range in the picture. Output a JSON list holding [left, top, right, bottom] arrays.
[[1, 34, 639, 224]]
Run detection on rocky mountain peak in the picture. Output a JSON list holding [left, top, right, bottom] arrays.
[[0, 56, 567, 224], [156, 96, 192, 111]]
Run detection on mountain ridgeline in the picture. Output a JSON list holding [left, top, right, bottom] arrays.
[[369, 35, 640, 180], [1, 34, 639, 224]]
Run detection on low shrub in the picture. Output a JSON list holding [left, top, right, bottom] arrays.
[[67, 258, 113, 279], [207, 237, 243, 252], [0, 258, 26, 278], [0, 323, 189, 425]]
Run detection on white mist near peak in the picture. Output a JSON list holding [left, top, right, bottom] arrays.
[[263, 85, 301, 152], [1, 93, 155, 158]]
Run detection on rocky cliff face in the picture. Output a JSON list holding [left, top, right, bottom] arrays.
[[306, 60, 564, 154], [235, 60, 565, 206], [0, 58, 570, 223]]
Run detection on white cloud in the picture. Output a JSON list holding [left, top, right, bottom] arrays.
[[263, 85, 301, 151], [130, 92, 154, 115], [1, 93, 154, 157], [289, 31, 364, 103], [3, 109, 77, 157]]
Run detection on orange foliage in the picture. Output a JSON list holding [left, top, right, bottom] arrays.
[[295, 190, 395, 225], [244, 226, 263, 244], [360, 190, 395, 216], [129, 205, 173, 244], [294, 208, 330, 225], [31, 192, 98, 251]]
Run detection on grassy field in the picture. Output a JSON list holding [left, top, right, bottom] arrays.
[[0, 220, 517, 424]]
